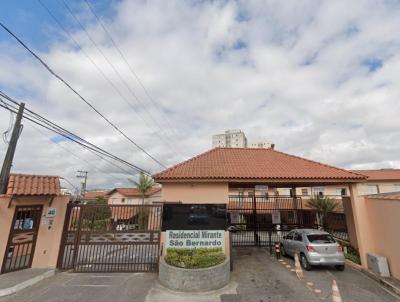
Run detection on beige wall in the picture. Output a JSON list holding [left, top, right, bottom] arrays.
[[363, 197, 400, 279], [108, 191, 161, 205], [348, 184, 400, 279], [357, 182, 400, 195], [0, 195, 69, 271], [161, 182, 229, 204]]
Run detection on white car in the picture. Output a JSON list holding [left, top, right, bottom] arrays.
[[280, 229, 345, 271]]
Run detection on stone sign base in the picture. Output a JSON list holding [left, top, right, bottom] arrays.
[[158, 257, 230, 292]]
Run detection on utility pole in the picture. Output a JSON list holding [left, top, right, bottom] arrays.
[[76, 170, 88, 198], [0, 103, 25, 194]]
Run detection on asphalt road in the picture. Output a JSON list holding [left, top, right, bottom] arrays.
[[1, 247, 398, 302]]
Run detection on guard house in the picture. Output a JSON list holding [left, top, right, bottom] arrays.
[[154, 147, 367, 257], [0, 174, 69, 274]]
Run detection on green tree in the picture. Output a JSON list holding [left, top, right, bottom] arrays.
[[306, 195, 338, 229], [129, 172, 154, 205]]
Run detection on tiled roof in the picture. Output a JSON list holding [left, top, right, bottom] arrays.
[[6, 173, 61, 196], [83, 191, 108, 200], [106, 187, 161, 197], [351, 169, 400, 181], [153, 148, 366, 182], [366, 192, 400, 200]]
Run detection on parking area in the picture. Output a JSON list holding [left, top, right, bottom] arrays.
[[225, 247, 399, 302], [1, 248, 398, 302]]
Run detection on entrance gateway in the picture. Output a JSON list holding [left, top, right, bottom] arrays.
[[57, 203, 162, 273]]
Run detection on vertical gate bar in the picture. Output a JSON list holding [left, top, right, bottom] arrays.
[[72, 205, 84, 271], [252, 195, 258, 247], [27, 205, 42, 270], [57, 203, 72, 269]]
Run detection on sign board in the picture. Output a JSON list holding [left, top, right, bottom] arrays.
[[166, 230, 225, 252], [272, 211, 281, 224], [46, 208, 57, 218]]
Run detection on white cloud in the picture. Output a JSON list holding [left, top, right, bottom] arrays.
[[1, 0, 400, 189]]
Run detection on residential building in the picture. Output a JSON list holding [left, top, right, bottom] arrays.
[[212, 130, 247, 148], [0, 173, 69, 273], [248, 141, 274, 149], [82, 190, 108, 203], [351, 169, 400, 195], [106, 187, 161, 205]]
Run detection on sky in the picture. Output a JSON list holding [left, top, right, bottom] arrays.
[[0, 0, 400, 191]]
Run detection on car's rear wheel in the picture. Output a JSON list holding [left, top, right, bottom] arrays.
[[335, 265, 345, 271], [280, 244, 287, 257], [300, 253, 312, 271]]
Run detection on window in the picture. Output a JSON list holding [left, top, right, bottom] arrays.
[[341, 188, 347, 196], [307, 234, 335, 244], [121, 198, 125, 203], [367, 185, 379, 194], [294, 233, 303, 242], [301, 189, 308, 196], [313, 187, 324, 196], [394, 184, 400, 192], [286, 232, 294, 240]]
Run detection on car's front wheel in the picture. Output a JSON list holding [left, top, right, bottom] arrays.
[[300, 253, 312, 271]]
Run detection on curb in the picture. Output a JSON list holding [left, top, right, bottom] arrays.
[[345, 259, 362, 271], [361, 268, 400, 298], [0, 269, 55, 297]]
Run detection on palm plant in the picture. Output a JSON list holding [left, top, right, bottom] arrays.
[[306, 195, 338, 229], [128, 172, 154, 205]]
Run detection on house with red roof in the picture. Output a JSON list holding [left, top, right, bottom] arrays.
[[0, 173, 69, 274], [106, 187, 161, 205]]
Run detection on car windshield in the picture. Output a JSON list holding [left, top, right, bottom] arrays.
[[307, 234, 335, 244]]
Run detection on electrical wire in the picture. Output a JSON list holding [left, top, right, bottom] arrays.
[[0, 93, 151, 176], [60, 0, 181, 155], [0, 21, 167, 169], [37, 0, 179, 156]]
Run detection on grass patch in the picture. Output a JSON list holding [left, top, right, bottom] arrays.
[[165, 248, 225, 269]]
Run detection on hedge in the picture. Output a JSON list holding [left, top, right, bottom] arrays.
[[165, 248, 225, 269]]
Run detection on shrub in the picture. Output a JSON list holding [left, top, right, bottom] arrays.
[[165, 248, 225, 269]]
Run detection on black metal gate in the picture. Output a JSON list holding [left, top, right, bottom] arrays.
[[57, 204, 162, 273], [227, 195, 348, 248], [1, 205, 43, 273]]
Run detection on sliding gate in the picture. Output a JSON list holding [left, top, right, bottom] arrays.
[[227, 195, 348, 248], [58, 204, 162, 272], [228, 196, 309, 248]]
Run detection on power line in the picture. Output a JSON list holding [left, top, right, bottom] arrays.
[[0, 92, 151, 175], [0, 21, 167, 169], [37, 0, 179, 156], [29, 122, 135, 179], [83, 0, 177, 134], [60, 0, 180, 155]]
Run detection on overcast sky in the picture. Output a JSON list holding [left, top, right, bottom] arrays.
[[0, 0, 399, 191]]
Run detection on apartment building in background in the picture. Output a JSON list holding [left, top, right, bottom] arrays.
[[249, 141, 274, 149], [212, 130, 248, 148]]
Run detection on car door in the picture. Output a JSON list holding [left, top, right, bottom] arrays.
[[284, 231, 294, 256], [292, 232, 304, 255]]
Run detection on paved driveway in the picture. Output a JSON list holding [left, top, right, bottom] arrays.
[[224, 247, 399, 302], [1, 248, 398, 302]]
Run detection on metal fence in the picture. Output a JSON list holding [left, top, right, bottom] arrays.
[[227, 196, 348, 248], [57, 203, 162, 273]]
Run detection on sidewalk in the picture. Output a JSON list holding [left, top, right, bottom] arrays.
[[0, 269, 55, 297]]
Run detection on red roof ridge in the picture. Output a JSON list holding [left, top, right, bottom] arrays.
[[268, 149, 366, 179], [153, 147, 218, 178], [10, 172, 60, 178]]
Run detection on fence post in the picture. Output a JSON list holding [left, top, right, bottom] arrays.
[[269, 230, 272, 255], [71, 205, 85, 271], [252, 195, 259, 246]]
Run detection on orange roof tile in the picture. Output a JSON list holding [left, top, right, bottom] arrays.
[[366, 192, 400, 200], [106, 187, 161, 197], [6, 173, 61, 196], [351, 169, 400, 181], [153, 148, 366, 183], [83, 191, 108, 200]]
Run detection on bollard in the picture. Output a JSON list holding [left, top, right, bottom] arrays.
[[274, 242, 281, 259], [294, 253, 304, 279], [332, 280, 342, 302]]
